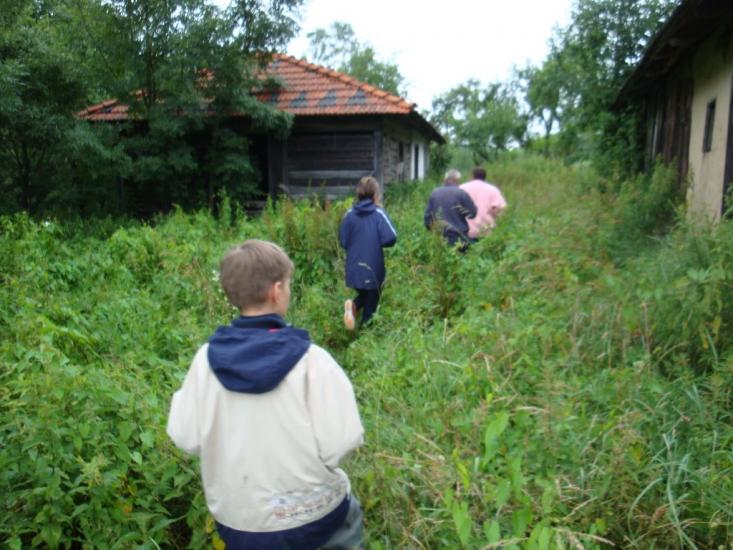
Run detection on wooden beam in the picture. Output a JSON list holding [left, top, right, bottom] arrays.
[[694, 0, 731, 20], [288, 170, 372, 179], [267, 135, 278, 198], [723, 75, 733, 216], [374, 128, 383, 185], [279, 183, 357, 199]]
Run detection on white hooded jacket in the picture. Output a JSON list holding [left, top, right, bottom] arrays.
[[167, 338, 364, 533]]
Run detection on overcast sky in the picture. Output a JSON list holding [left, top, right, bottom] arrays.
[[286, 0, 574, 111]]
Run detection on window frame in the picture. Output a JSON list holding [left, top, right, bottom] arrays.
[[703, 99, 716, 153]]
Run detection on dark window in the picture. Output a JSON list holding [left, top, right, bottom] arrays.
[[398, 142, 404, 161], [704, 99, 716, 152], [414, 144, 420, 178], [317, 90, 337, 107], [347, 90, 366, 106], [289, 91, 308, 108]]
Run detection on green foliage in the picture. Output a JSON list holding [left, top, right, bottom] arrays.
[[431, 79, 527, 164], [521, 0, 679, 171], [557, 0, 677, 128], [636, 219, 733, 373], [259, 196, 352, 348], [518, 58, 563, 156], [306, 21, 405, 96], [0, 0, 303, 216], [93, 0, 302, 213], [569, 158, 682, 270], [3, 155, 733, 548], [207, 129, 260, 201], [0, 0, 87, 212], [603, 160, 682, 257], [427, 142, 451, 178], [0, 213, 225, 547]]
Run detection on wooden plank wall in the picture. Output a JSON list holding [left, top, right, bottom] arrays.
[[282, 132, 376, 199], [644, 76, 692, 193]]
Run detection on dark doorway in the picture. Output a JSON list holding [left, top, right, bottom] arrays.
[[414, 144, 419, 179], [249, 135, 270, 199]]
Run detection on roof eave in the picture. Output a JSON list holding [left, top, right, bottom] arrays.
[[408, 111, 445, 144], [615, 0, 733, 107]]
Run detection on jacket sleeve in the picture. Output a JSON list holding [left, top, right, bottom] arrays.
[[463, 192, 478, 220], [306, 347, 364, 469], [376, 208, 397, 247], [166, 349, 204, 456]]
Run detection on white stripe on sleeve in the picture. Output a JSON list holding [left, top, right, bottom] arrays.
[[377, 208, 397, 236]]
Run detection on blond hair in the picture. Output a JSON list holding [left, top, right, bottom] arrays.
[[219, 240, 293, 310], [356, 176, 381, 205]]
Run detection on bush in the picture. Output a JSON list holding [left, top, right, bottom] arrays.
[[637, 220, 733, 373], [598, 160, 681, 263], [2, 155, 732, 548]]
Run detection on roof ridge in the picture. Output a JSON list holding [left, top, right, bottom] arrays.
[[78, 54, 433, 124], [272, 53, 416, 110], [76, 98, 118, 117]]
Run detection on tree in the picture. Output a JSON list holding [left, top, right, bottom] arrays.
[[519, 56, 563, 156], [307, 21, 405, 96], [0, 0, 87, 212], [431, 79, 527, 164], [306, 21, 355, 68], [561, 0, 677, 121], [0, 0, 306, 214], [539, 0, 679, 170], [84, 0, 302, 206]]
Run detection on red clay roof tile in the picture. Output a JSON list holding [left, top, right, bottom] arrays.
[[78, 53, 418, 121]]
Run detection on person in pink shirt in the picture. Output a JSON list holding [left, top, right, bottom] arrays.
[[460, 166, 507, 239]]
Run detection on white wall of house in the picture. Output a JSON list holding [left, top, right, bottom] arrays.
[[410, 134, 428, 180], [687, 29, 733, 221]]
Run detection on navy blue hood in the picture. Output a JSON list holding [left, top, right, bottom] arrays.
[[353, 199, 377, 215], [207, 314, 311, 394]]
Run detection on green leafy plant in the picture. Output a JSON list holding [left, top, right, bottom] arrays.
[[2, 155, 733, 548]]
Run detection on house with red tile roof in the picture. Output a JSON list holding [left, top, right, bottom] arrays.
[[78, 54, 443, 202]]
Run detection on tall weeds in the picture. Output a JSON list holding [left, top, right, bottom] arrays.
[[1, 155, 732, 548]]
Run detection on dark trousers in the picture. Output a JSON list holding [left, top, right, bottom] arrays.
[[354, 288, 381, 326], [322, 495, 365, 549]]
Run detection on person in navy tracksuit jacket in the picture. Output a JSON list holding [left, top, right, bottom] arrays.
[[338, 176, 397, 329]]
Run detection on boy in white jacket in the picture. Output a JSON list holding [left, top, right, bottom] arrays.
[[167, 239, 365, 549]]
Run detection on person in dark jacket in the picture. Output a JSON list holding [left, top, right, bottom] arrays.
[[424, 169, 477, 248], [339, 176, 397, 330]]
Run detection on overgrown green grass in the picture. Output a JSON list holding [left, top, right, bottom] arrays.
[[2, 155, 732, 548]]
